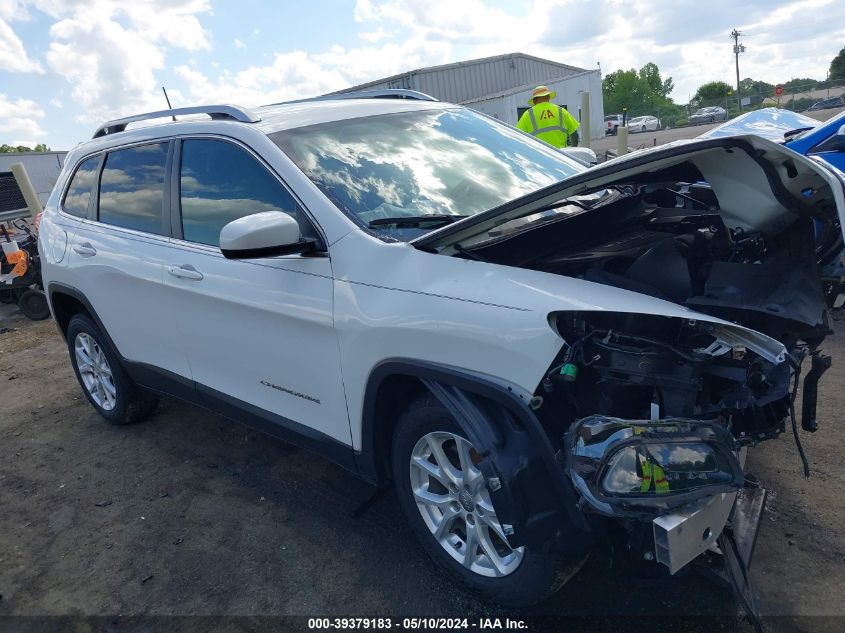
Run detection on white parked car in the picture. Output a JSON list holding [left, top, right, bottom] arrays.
[[39, 91, 844, 606], [628, 115, 660, 133]]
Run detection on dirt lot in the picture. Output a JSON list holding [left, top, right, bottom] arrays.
[[1, 302, 844, 633]]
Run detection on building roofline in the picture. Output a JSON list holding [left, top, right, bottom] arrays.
[[330, 52, 591, 95], [0, 151, 68, 158], [458, 69, 599, 104]]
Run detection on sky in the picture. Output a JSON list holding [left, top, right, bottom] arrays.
[[1, 0, 844, 150]]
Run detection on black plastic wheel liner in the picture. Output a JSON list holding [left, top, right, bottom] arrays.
[[422, 378, 592, 557]]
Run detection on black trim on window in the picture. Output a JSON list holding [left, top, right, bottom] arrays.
[[162, 140, 175, 238], [170, 139, 183, 240], [220, 238, 320, 260], [88, 154, 105, 221]]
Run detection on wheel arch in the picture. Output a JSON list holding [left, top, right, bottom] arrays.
[[357, 359, 536, 484], [358, 359, 592, 555], [47, 283, 120, 355]]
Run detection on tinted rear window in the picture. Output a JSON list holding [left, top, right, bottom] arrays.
[[98, 143, 168, 235], [63, 156, 100, 218]]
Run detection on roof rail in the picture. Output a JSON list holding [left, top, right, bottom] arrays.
[[92, 105, 261, 139], [265, 89, 439, 107], [320, 89, 438, 102]]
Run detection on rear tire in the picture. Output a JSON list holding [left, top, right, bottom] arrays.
[[392, 394, 586, 606], [18, 288, 50, 320], [66, 314, 159, 425]]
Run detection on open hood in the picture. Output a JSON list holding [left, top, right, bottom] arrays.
[[411, 135, 845, 255]]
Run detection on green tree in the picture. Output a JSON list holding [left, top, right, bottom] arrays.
[[0, 143, 50, 153], [830, 47, 845, 82], [638, 62, 674, 98], [602, 61, 680, 120], [693, 81, 733, 107], [739, 78, 774, 99], [782, 78, 817, 94]]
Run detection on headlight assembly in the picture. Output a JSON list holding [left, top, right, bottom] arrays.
[[565, 415, 744, 514]]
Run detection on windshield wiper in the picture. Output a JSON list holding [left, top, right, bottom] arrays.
[[784, 127, 815, 141], [368, 214, 467, 228]]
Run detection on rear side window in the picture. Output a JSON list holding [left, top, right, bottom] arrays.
[[179, 139, 299, 247], [98, 143, 168, 235], [62, 156, 100, 218]]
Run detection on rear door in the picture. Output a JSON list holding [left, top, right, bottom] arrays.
[[65, 141, 192, 378], [161, 137, 351, 446]]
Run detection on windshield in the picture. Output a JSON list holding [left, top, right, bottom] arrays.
[[270, 107, 583, 241]]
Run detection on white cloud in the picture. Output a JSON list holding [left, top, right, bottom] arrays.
[[33, 0, 212, 122], [174, 34, 453, 106], [0, 94, 46, 141], [234, 38, 245, 49], [350, 0, 845, 103], [0, 18, 43, 72], [359, 27, 392, 43]]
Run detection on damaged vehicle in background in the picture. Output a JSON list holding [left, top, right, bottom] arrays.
[[39, 93, 844, 611]]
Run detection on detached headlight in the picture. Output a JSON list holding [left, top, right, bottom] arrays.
[[601, 442, 737, 496], [565, 415, 744, 513]]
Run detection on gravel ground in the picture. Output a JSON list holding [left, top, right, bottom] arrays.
[[0, 302, 843, 633]]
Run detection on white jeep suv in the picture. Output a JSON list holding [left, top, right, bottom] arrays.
[[39, 91, 845, 606]]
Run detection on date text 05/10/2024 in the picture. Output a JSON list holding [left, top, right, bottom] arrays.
[[307, 618, 528, 630]]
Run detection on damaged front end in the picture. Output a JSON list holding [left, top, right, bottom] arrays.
[[541, 310, 796, 577], [412, 135, 843, 609], [566, 415, 745, 574]]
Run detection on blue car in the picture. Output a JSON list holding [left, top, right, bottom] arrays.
[[785, 109, 845, 173]]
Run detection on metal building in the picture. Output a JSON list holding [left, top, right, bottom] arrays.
[[0, 152, 66, 221], [332, 52, 604, 139]]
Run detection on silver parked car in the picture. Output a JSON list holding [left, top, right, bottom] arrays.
[[628, 115, 660, 132], [690, 106, 728, 125]]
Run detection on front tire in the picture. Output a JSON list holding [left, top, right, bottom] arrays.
[[392, 394, 585, 606], [66, 314, 159, 425]]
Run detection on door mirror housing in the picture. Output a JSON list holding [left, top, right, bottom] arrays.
[[220, 212, 317, 259], [811, 124, 845, 154]]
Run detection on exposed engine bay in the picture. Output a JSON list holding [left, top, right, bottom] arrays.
[[444, 140, 844, 589]]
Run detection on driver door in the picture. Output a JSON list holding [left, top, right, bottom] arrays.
[[162, 137, 351, 446]]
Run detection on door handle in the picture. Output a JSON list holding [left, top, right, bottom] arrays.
[[167, 264, 204, 281], [72, 243, 97, 257]]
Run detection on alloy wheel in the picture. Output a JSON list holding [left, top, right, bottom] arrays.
[[409, 431, 524, 577], [74, 332, 117, 411]]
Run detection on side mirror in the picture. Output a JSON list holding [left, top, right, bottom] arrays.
[[220, 212, 317, 259], [812, 123, 845, 154], [835, 124, 845, 151]]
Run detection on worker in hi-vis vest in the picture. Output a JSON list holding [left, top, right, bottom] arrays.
[[517, 85, 579, 148]]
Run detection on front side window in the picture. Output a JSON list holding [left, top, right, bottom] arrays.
[[271, 107, 583, 241], [98, 143, 168, 235], [179, 139, 299, 247], [62, 156, 100, 218]]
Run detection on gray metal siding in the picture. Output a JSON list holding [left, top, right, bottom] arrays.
[[337, 54, 585, 103]]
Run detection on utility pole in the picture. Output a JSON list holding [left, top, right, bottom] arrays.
[[731, 29, 746, 113]]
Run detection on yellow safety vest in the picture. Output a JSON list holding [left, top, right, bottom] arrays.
[[640, 455, 670, 494], [516, 102, 580, 148]]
